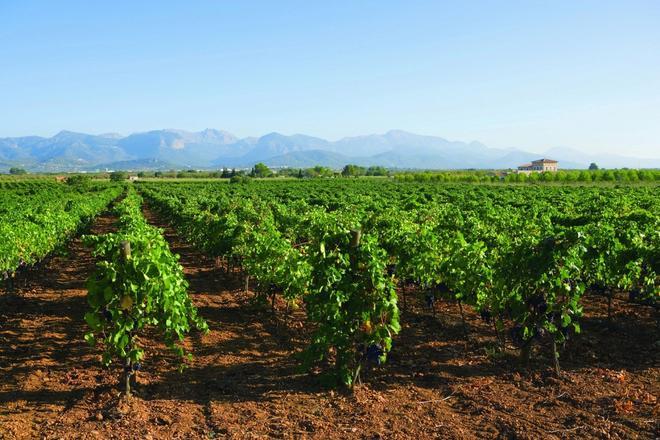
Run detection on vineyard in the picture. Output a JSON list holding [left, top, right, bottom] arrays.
[[1, 179, 122, 286], [1, 178, 658, 439]]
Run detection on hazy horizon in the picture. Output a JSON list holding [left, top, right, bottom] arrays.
[[6, 127, 660, 161], [1, 1, 659, 157]]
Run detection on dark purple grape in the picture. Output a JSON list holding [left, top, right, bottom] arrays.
[[425, 293, 435, 308], [526, 295, 547, 315], [628, 289, 640, 302], [534, 324, 547, 339], [479, 309, 492, 323], [435, 283, 449, 294], [593, 283, 607, 294], [366, 344, 384, 365], [132, 363, 142, 371], [509, 325, 526, 348], [537, 301, 548, 314], [102, 310, 112, 322]]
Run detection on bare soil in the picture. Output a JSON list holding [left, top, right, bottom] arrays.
[[0, 210, 658, 439]]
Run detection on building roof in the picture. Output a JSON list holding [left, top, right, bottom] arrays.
[[532, 158, 558, 164], [518, 163, 532, 168]]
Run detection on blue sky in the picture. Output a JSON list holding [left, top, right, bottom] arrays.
[[1, 0, 659, 156]]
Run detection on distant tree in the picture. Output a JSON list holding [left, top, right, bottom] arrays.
[[527, 172, 540, 183], [538, 171, 548, 182], [220, 168, 231, 178], [154, 171, 163, 178], [109, 171, 128, 181], [9, 167, 27, 175], [304, 166, 333, 178], [250, 162, 273, 178], [366, 166, 389, 176], [341, 164, 366, 177], [230, 175, 251, 184], [272, 167, 295, 177], [65, 175, 91, 186], [614, 170, 628, 182], [588, 162, 599, 170], [176, 169, 197, 178], [137, 171, 146, 178], [601, 170, 615, 181]]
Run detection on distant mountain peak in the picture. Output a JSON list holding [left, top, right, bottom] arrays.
[[53, 130, 82, 138], [1, 128, 658, 172], [385, 129, 415, 137], [261, 131, 286, 139], [98, 132, 123, 139], [197, 128, 237, 144]]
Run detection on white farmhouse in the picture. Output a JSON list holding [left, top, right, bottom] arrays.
[[517, 158, 558, 173]]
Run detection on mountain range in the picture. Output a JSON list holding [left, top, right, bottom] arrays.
[[1, 129, 658, 172]]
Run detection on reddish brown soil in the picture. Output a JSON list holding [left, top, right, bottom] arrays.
[[1, 210, 658, 439]]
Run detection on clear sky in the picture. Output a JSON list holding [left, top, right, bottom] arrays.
[[1, 0, 659, 157]]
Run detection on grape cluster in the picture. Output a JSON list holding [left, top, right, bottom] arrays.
[[102, 309, 112, 322], [479, 309, 492, 323], [534, 324, 547, 340], [123, 362, 142, 372], [509, 324, 526, 348], [404, 277, 418, 287], [526, 295, 548, 315], [628, 289, 640, 302], [592, 283, 607, 295], [366, 344, 384, 365], [548, 312, 571, 340]]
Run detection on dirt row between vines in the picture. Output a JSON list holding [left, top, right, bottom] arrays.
[[0, 208, 658, 439]]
